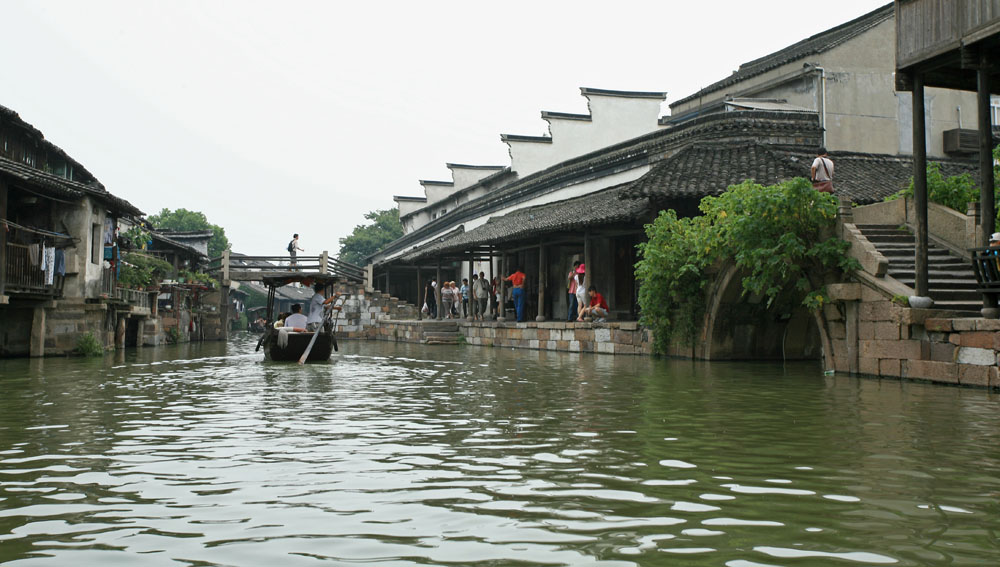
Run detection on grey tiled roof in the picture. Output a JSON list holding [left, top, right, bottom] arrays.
[[621, 142, 981, 205], [0, 155, 143, 216], [671, 3, 893, 109], [403, 184, 649, 261]]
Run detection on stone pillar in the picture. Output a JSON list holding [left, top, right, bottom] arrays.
[[219, 283, 231, 341], [115, 314, 126, 349], [977, 55, 995, 242], [320, 250, 329, 274], [536, 242, 546, 322], [845, 301, 859, 374], [30, 306, 46, 357], [911, 71, 929, 298]]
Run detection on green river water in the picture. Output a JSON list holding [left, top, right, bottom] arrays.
[[0, 335, 998, 566]]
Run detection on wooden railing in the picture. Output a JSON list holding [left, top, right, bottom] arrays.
[[115, 287, 153, 309], [206, 250, 365, 284], [4, 242, 63, 296]]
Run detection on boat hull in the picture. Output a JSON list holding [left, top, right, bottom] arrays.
[[262, 330, 337, 362]]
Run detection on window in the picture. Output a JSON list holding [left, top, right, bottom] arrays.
[[992, 97, 1000, 126], [91, 224, 102, 264]]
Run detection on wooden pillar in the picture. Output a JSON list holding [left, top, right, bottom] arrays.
[[978, 54, 995, 242], [536, 242, 546, 322], [488, 248, 495, 319], [384, 267, 390, 296], [584, 231, 593, 295], [497, 252, 507, 322], [911, 71, 929, 297], [435, 259, 442, 320], [467, 254, 475, 320], [416, 266, 422, 320], [219, 283, 231, 341], [0, 179, 7, 301]]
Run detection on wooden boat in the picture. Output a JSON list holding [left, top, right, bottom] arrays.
[[261, 326, 337, 362], [256, 273, 342, 362]]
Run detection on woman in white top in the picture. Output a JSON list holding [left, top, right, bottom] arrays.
[[575, 268, 588, 322]]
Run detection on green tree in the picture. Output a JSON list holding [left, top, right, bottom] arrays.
[[636, 178, 858, 353], [338, 208, 403, 265], [148, 208, 230, 258]]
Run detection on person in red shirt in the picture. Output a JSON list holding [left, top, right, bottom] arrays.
[[504, 267, 527, 322], [581, 285, 609, 322]]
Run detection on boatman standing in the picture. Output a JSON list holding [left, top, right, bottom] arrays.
[[307, 283, 341, 332]]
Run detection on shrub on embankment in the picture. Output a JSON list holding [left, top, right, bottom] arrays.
[[636, 177, 859, 354], [884, 144, 1000, 216]]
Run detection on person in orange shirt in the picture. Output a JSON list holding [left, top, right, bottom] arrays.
[[504, 267, 527, 322]]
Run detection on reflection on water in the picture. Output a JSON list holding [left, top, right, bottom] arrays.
[[1, 336, 998, 566]]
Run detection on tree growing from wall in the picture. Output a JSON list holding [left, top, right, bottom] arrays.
[[636, 178, 858, 353], [148, 208, 230, 258], [338, 208, 403, 266]]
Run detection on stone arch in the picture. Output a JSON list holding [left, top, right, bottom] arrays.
[[702, 262, 833, 363]]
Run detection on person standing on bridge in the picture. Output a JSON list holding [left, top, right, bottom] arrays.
[[288, 233, 304, 270]]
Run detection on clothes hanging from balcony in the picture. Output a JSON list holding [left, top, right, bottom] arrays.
[[54, 249, 66, 276], [27, 243, 39, 266], [43, 246, 56, 285]]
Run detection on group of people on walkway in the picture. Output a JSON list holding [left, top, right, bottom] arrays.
[[423, 272, 495, 320], [421, 262, 609, 323]]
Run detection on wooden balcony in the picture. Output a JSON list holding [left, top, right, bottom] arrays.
[[3, 242, 63, 298]]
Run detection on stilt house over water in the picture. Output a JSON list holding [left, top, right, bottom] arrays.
[[0, 104, 147, 356]]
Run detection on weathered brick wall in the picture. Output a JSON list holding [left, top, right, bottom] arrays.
[[43, 300, 110, 355], [371, 319, 654, 355], [826, 284, 1000, 388], [331, 284, 420, 339]]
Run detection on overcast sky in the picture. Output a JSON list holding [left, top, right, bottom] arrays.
[[3, 0, 888, 256]]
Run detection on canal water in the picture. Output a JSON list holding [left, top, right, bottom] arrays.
[[1, 336, 998, 566]]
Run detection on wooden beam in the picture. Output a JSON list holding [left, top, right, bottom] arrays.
[[912, 71, 929, 297], [979, 54, 996, 242]]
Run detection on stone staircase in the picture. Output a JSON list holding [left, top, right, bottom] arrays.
[[420, 320, 461, 345], [856, 224, 981, 312]]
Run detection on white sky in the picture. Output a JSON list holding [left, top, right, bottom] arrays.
[[3, 0, 888, 256]]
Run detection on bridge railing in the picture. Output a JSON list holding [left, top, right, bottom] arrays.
[[207, 250, 366, 285]]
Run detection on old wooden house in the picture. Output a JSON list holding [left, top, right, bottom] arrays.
[[0, 104, 146, 356]]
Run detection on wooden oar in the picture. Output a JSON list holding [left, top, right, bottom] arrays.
[[298, 294, 346, 364]]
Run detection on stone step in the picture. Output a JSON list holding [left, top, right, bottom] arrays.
[[423, 331, 461, 339]]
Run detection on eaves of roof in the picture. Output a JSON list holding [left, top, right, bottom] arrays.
[[373, 110, 822, 262], [670, 3, 893, 109], [0, 155, 143, 216], [402, 184, 649, 262], [0, 103, 101, 184]]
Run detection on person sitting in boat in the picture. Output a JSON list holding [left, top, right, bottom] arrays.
[[307, 284, 341, 332], [273, 312, 289, 328], [283, 304, 308, 331]]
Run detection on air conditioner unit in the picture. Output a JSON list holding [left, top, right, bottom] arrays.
[[943, 128, 979, 155]]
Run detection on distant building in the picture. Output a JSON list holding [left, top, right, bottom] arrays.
[[368, 4, 983, 323]]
